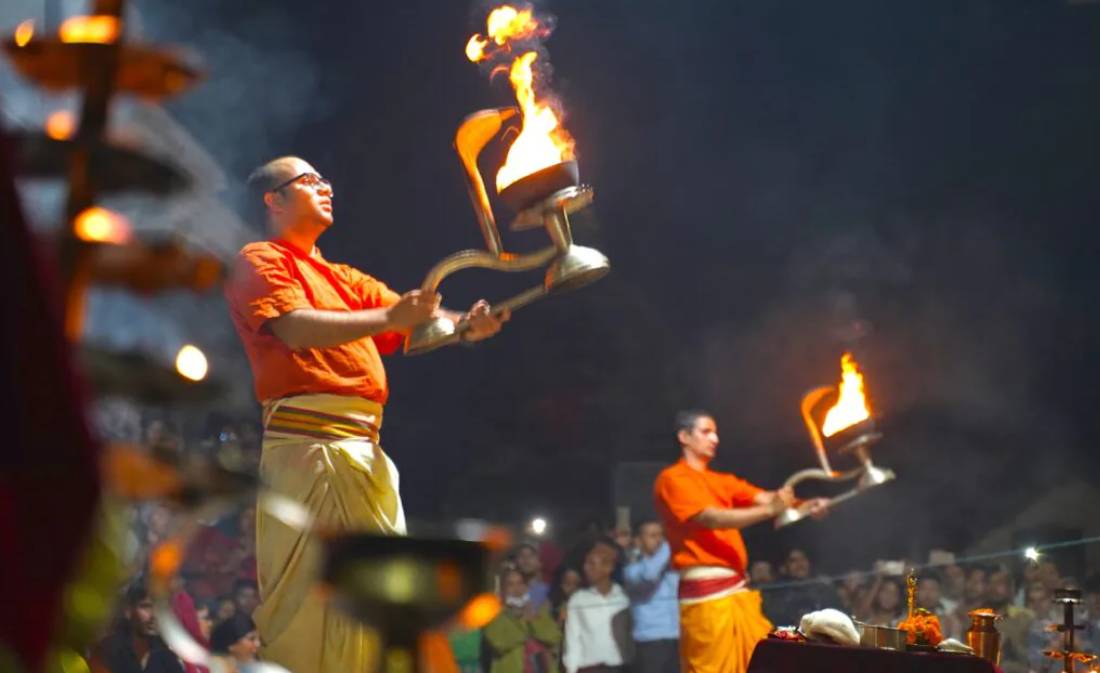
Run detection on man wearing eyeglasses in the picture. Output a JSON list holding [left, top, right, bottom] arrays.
[[224, 155, 508, 673]]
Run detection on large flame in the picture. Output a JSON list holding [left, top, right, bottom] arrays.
[[467, 5, 575, 192], [821, 353, 872, 437]]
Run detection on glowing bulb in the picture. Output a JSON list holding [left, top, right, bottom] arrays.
[[175, 345, 208, 381], [1024, 546, 1040, 562], [530, 517, 547, 536]]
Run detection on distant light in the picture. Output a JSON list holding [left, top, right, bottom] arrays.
[[14, 19, 34, 47], [73, 206, 131, 244], [46, 110, 76, 140], [530, 517, 548, 536], [175, 345, 208, 381], [1024, 546, 1040, 562]]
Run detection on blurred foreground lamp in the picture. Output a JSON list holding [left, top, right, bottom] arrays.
[[404, 5, 609, 355], [322, 535, 498, 673], [774, 353, 895, 527]]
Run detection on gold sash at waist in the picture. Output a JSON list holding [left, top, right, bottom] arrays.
[[263, 393, 383, 441]]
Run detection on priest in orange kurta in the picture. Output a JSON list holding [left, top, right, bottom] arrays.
[[654, 410, 828, 673], [225, 156, 508, 673]]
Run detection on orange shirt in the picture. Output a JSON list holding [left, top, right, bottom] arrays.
[[224, 239, 404, 404], [654, 459, 764, 573]]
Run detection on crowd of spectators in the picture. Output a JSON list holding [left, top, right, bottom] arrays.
[[87, 412, 1100, 673], [464, 525, 1100, 673]]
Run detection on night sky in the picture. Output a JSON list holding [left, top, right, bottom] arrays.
[[123, 0, 1100, 570]]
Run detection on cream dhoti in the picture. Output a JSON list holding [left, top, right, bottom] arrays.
[[254, 393, 406, 673], [678, 567, 772, 673]]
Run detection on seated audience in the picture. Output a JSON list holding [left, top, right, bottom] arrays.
[[622, 521, 679, 673], [769, 549, 839, 626], [209, 614, 260, 673], [563, 538, 632, 673], [483, 567, 563, 673], [90, 581, 184, 673]]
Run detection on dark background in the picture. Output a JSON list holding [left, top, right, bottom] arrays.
[[139, 0, 1100, 572]]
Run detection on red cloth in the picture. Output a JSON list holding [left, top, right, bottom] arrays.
[[170, 592, 210, 673], [224, 239, 403, 404], [654, 458, 763, 573], [748, 637, 997, 673], [0, 119, 101, 669]]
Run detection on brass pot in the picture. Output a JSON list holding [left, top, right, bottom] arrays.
[[965, 610, 1001, 665]]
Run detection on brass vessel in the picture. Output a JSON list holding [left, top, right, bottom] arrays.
[[965, 609, 1001, 666]]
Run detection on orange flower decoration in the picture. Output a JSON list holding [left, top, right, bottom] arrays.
[[898, 608, 943, 646]]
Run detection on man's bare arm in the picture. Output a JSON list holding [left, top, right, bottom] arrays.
[[267, 307, 398, 350], [691, 486, 795, 530], [691, 502, 783, 531], [267, 290, 438, 350]]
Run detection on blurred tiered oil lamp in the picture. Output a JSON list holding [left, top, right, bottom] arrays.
[[4, 7, 215, 341], [405, 4, 609, 355], [774, 353, 896, 527], [2, 2, 233, 667], [1042, 588, 1097, 673], [5, 5, 225, 405]]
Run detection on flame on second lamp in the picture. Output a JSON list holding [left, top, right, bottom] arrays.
[[14, 20, 34, 47], [46, 110, 76, 140], [821, 353, 872, 437], [466, 5, 575, 192], [74, 206, 131, 244], [59, 15, 121, 44]]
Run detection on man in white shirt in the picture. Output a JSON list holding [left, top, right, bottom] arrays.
[[563, 538, 632, 673]]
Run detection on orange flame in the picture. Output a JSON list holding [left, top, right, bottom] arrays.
[[465, 35, 488, 61], [467, 5, 575, 192], [46, 110, 75, 140], [14, 19, 34, 47], [74, 206, 132, 244], [59, 15, 120, 44], [821, 353, 872, 437], [485, 6, 541, 44]]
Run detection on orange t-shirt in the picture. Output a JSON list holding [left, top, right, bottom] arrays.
[[653, 459, 764, 573], [224, 239, 404, 404]]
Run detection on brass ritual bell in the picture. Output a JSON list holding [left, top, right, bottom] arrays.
[[403, 107, 610, 355]]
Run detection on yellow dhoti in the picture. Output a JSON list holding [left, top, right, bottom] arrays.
[[679, 575, 771, 673], [255, 393, 406, 673]]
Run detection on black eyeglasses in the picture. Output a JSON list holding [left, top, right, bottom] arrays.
[[269, 172, 333, 194]]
